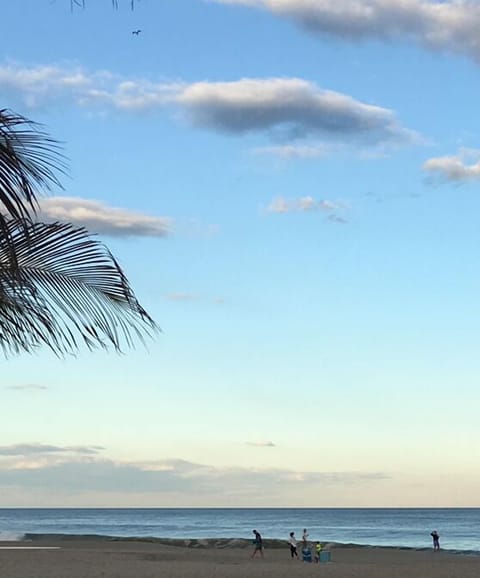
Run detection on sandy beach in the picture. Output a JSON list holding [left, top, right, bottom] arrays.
[[1, 538, 479, 578]]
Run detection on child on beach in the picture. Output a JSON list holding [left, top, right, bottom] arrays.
[[314, 541, 322, 563], [288, 532, 299, 559]]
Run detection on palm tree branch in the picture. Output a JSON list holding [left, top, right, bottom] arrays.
[[0, 109, 66, 221], [0, 219, 158, 355]]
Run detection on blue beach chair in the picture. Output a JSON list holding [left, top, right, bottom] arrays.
[[302, 547, 312, 562]]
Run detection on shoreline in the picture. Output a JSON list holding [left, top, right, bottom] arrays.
[[15, 534, 480, 556], [3, 508, 479, 552]]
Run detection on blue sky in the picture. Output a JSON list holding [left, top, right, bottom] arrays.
[[1, 0, 480, 507]]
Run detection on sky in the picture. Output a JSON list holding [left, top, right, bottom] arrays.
[[1, 0, 480, 508]]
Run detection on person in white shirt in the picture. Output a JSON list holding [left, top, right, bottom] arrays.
[[302, 528, 309, 546]]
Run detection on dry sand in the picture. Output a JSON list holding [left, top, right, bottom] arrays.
[[1, 539, 479, 578]]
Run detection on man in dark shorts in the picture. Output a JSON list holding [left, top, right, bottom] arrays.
[[251, 529, 264, 558]]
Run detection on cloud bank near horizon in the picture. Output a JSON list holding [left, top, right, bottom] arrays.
[[0, 64, 416, 146], [0, 445, 387, 504], [0, 444, 105, 457], [211, 0, 480, 62]]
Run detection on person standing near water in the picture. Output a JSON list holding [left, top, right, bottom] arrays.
[[430, 530, 440, 551], [288, 532, 299, 559], [302, 528, 309, 546], [251, 530, 264, 558]]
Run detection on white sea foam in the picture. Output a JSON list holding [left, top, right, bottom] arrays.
[[0, 531, 25, 541], [0, 546, 60, 549]]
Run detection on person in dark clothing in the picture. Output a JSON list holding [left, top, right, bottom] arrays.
[[251, 529, 264, 558], [430, 530, 440, 551]]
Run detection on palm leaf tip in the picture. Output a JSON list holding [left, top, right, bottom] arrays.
[[0, 219, 159, 357], [0, 108, 67, 223]]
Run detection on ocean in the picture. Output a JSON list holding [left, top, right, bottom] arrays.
[[0, 508, 479, 552]]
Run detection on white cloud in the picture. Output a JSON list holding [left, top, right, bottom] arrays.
[[266, 196, 348, 217], [5, 384, 48, 391], [0, 64, 415, 146], [246, 441, 276, 447], [423, 148, 480, 181], [211, 0, 480, 62], [0, 63, 179, 110], [267, 197, 291, 214], [254, 143, 331, 158], [298, 196, 316, 211], [177, 78, 415, 144], [80, 79, 182, 111], [36, 196, 172, 238], [319, 199, 342, 210]]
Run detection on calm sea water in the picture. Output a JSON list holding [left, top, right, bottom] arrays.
[[0, 508, 479, 552]]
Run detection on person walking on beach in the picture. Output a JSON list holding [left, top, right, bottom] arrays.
[[430, 530, 440, 551], [251, 529, 264, 559], [288, 531, 299, 559]]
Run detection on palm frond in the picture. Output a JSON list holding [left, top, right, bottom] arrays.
[[0, 109, 66, 223], [0, 218, 158, 356]]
